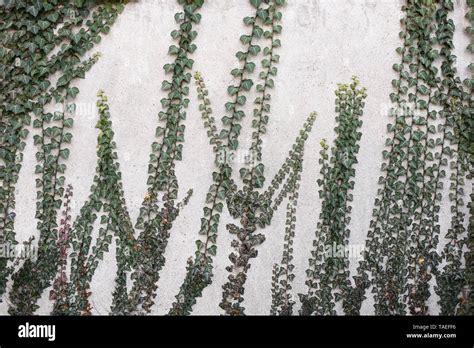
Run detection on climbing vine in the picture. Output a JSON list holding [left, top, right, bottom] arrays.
[[50, 184, 73, 315], [300, 77, 367, 316], [169, 0, 317, 316], [457, 0, 474, 315], [348, 0, 433, 315], [270, 154, 302, 315], [124, 0, 203, 315], [0, 0, 471, 317], [348, 0, 472, 316], [58, 90, 133, 315], [168, 0, 275, 315], [3, 1, 126, 314], [433, 0, 470, 316], [6, 0, 203, 315]]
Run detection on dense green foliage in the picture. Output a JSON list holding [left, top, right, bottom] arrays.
[[0, 0, 471, 316], [1, 0, 127, 314], [300, 77, 367, 315], [348, 0, 472, 316], [124, 0, 203, 315]]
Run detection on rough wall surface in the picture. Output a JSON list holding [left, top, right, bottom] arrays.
[[1, 0, 472, 315]]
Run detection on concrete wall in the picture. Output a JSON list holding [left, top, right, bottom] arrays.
[[2, 0, 472, 315]]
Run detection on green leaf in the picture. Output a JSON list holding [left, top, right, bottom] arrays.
[[207, 245, 217, 256], [240, 35, 252, 45], [236, 95, 247, 106], [255, 163, 265, 176], [249, 45, 261, 56], [168, 45, 180, 55], [162, 81, 173, 91], [228, 85, 239, 96], [67, 87, 80, 99], [59, 148, 70, 160], [242, 79, 254, 91], [64, 118, 74, 128], [250, 0, 262, 8], [27, 5, 40, 17], [57, 75, 70, 87]]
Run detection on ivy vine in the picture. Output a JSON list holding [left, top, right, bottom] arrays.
[[58, 90, 133, 315], [460, 0, 474, 315], [299, 77, 367, 316], [124, 0, 203, 315], [348, 0, 472, 316], [3, 1, 126, 314], [50, 184, 73, 315], [169, 0, 317, 316], [0, 0, 471, 317]]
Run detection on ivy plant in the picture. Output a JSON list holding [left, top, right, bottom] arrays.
[[270, 152, 303, 315], [438, 0, 474, 315], [50, 184, 73, 315], [169, 0, 318, 316], [3, 0, 127, 313], [459, 0, 474, 315], [299, 77, 367, 316], [56, 90, 134, 315], [349, 0, 471, 316], [123, 0, 203, 315], [0, 0, 471, 317], [432, 0, 469, 316]]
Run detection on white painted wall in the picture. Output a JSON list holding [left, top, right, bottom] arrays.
[[2, 0, 472, 315]]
